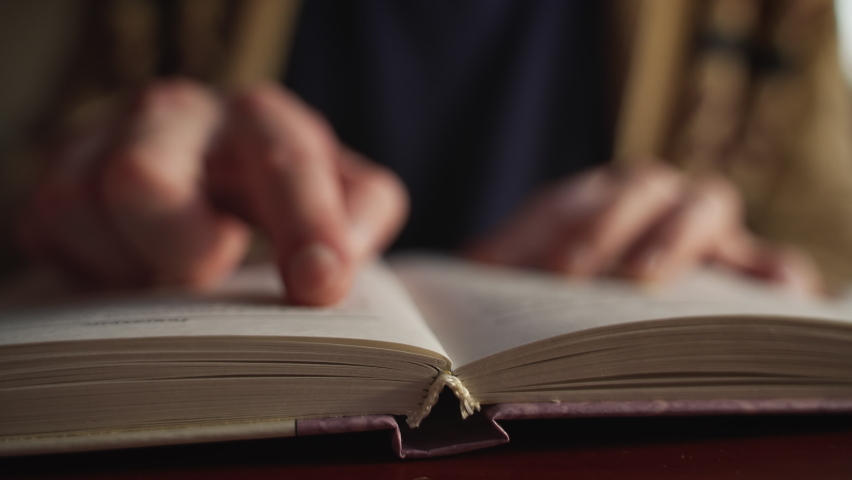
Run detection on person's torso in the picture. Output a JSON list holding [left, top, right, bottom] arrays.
[[285, 0, 610, 250]]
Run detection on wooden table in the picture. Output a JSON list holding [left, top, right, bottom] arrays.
[[4, 414, 852, 479]]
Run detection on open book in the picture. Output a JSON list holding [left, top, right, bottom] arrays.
[[2, 255, 852, 457]]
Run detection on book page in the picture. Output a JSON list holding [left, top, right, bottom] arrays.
[[393, 255, 848, 368], [0, 262, 449, 361]]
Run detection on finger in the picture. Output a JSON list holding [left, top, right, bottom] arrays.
[[20, 114, 150, 284], [225, 85, 352, 305], [714, 233, 824, 295], [466, 169, 614, 267], [26, 181, 147, 285], [619, 176, 741, 283], [464, 192, 555, 267], [338, 148, 408, 261], [546, 165, 684, 276], [98, 80, 248, 287]]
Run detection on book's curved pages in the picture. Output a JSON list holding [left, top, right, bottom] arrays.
[[2, 255, 852, 457], [0, 263, 451, 455], [394, 257, 852, 407]]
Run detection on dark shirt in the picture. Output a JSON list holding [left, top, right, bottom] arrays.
[[285, 0, 610, 251]]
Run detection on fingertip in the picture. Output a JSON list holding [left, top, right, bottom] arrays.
[[550, 244, 593, 277], [720, 237, 825, 297], [766, 249, 825, 297], [283, 242, 351, 306], [620, 247, 665, 281]]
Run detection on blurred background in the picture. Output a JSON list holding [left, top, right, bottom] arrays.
[[2, 0, 852, 289]]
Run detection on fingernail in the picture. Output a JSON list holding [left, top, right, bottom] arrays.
[[287, 243, 343, 298]]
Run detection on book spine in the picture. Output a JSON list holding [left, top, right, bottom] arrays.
[[406, 371, 480, 428]]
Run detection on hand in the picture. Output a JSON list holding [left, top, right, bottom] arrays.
[[467, 163, 822, 294], [18, 80, 407, 305]]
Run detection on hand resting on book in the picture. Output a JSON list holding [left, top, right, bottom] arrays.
[[18, 80, 821, 305], [18, 80, 408, 305], [468, 164, 821, 293]]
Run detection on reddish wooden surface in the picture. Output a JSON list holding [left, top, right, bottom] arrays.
[[4, 414, 852, 479]]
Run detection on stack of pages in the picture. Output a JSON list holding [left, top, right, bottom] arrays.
[[2, 255, 851, 456]]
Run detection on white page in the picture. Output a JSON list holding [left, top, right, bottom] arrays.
[[393, 256, 850, 368], [0, 262, 449, 360]]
